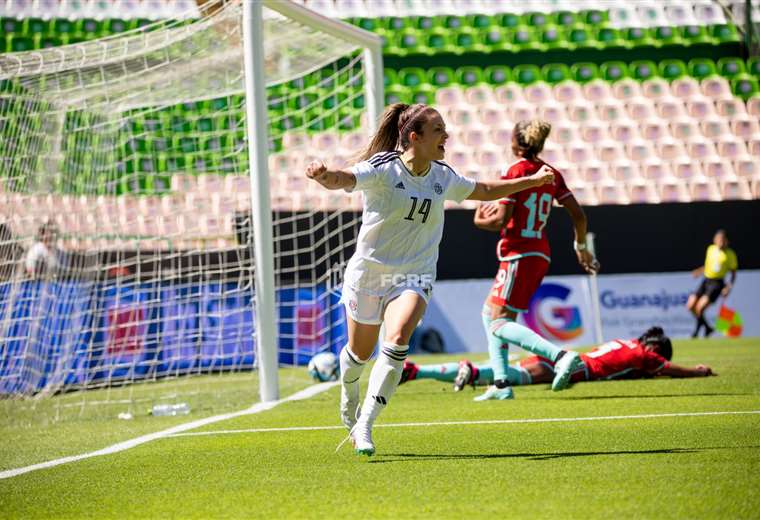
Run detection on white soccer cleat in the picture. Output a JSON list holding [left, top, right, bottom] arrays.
[[351, 421, 375, 456], [340, 383, 360, 430], [551, 351, 581, 391]]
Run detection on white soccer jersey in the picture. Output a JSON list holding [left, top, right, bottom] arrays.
[[344, 151, 476, 294]]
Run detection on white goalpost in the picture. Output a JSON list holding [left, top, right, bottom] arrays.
[[0, 0, 383, 421]]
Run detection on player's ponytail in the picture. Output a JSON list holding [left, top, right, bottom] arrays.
[[513, 119, 552, 158], [356, 103, 433, 162]]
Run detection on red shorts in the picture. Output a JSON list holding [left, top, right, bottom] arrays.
[[520, 355, 590, 383], [488, 256, 550, 313]]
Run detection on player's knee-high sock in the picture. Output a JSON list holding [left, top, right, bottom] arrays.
[[472, 364, 530, 386], [491, 319, 564, 362], [417, 362, 460, 382], [483, 306, 510, 386], [357, 343, 408, 427], [340, 345, 366, 400]]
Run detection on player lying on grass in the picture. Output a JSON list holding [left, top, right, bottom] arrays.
[[399, 327, 716, 390]]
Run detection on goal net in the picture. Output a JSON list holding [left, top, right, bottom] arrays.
[[0, 0, 381, 423]]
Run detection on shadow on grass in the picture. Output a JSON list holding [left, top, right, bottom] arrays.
[[369, 445, 760, 464]]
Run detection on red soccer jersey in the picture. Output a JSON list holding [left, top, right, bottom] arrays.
[[498, 158, 572, 261], [580, 339, 671, 380]]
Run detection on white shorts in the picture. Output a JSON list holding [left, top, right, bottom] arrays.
[[341, 284, 432, 325]]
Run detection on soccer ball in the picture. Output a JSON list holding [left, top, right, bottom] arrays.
[[307, 352, 339, 382]]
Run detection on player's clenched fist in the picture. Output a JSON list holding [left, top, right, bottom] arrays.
[[535, 165, 554, 185], [305, 160, 327, 181]]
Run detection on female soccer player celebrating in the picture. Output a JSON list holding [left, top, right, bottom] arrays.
[[306, 103, 553, 456], [472, 119, 599, 401]]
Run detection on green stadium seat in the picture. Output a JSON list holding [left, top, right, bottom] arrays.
[[163, 155, 186, 173], [731, 75, 759, 100], [437, 15, 465, 30], [477, 26, 514, 53], [542, 63, 571, 85], [8, 35, 33, 53], [659, 59, 688, 81], [600, 61, 629, 82], [454, 27, 485, 53], [688, 58, 718, 79], [512, 64, 542, 85], [594, 27, 626, 50], [456, 66, 484, 87], [494, 13, 520, 28], [411, 85, 436, 105], [354, 17, 379, 32], [710, 24, 741, 44], [209, 97, 229, 112], [747, 57, 760, 77], [483, 65, 511, 86], [383, 16, 409, 32], [413, 16, 435, 31], [105, 19, 131, 33], [337, 108, 361, 132], [425, 28, 458, 54], [38, 36, 63, 49], [288, 89, 319, 111], [630, 60, 659, 81], [679, 25, 711, 45], [352, 92, 365, 110], [650, 26, 683, 47], [398, 67, 425, 88], [552, 11, 579, 27], [538, 25, 562, 50], [427, 67, 455, 87], [571, 62, 600, 83], [717, 57, 747, 78], [384, 85, 412, 105], [524, 11, 550, 27], [510, 26, 541, 51], [387, 29, 424, 56], [1, 17, 22, 34], [51, 19, 75, 35], [581, 9, 608, 26], [466, 14, 494, 29], [565, 25, 594, 49], [383, 68, 398, 88], [623, 27, 654, 48], [77, 18, 103, 37], [22, 18, 48, 35], [175, 135, 199, 154]]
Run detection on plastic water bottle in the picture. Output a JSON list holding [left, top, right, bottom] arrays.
[[150, 403, 191, 416]]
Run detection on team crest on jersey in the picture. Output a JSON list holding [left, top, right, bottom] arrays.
[[433, 182, 443, 195], [349, 299, 358, 312]]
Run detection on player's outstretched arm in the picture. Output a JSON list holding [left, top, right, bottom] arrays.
[[473, 202, 510, 232], [305, 160, 356, 191], [467, 166, 554, 201], [561, 195, 599, 274], [658, 364, 716, 378]]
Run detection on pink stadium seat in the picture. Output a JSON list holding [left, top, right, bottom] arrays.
[[626, 98, 654, 121], [436, 86, 465, 106], [625, 140, 655, 162], [171, 174, 197, 193], [673, 159, 705, 180], [566, 142, 593, 164], [568, 184, 597, 206], [752, 178, 760, 198], [627, 181, 660, 204], [689, 179, 721, 201], [716, 137, 748, 160], [698, 118, 730, 139], [610, 121, 639, 143], [596, 141, 625, 162], [686, 138, 719, 160], [580, 121, 607, 143], [685, 97, 715, 118], [538, 103, 565, 124], [671, 77, 700, 99], [462, 128, 487, 147], [748, 137, 760, 156], [747, 96, 760, 117], [489, 125, 513, 147], [734, 158, 760, 179], [581, 161, 608, 183], [511, 105, 536, 122], [609, 160, 640, 182], [641, 78, 671, 100], [716, 98, 746, 117], [656, 139, 687, 161], [553, 82, 582, 103], [341, 131, 366, 152], [567, 101, 593, 123], [198, 174, 224, 194], [670, 118, 700, 140], [183, 192, 212, 215], [448, 106, 477, 127], [641, 119, 669, 141], [720, 179, 753, 200], [730, 116, 760, 139], [597, 182, 629, 205], [658, 180, 690, 203], [552, 123, 579, 145], [596, 100, 624, 122], [524, 82, 552, 104], [583, 80, 613, 102], [494, 84, 525, 105], [655, 98, 686, 119], [702, 159, 736, 180], [312, 132, 340, 150], [642, 160, 672, 181], [477, 103, 507, 126], [665, 3, 697, 25], [282, 131, 309, 149], [447, 147, 475, 171], [612, 79, 642, 101], [464, 85, 494, 106], [694, 2, 727, 24], [474, 145, 504, 170], [540, 145, 565, 164], [700, 76, 732, 99]]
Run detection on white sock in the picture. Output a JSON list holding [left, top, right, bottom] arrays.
[[358, 342, 409, 427], [340, 344, 366, 388]]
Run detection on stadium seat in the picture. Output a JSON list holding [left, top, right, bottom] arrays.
[[601, 61, 629, 83], [610, 120, 639, 143], [494, 84, 525, 104], [428, 67, 456, 87], [650, 26, 683, 48], [596, 99, 623, 121], [398, 67, 426, 88], [627, 181, 659, 204], [685, 97, 715, 118], [626, 140, 656, 162], [731, 75, 760, 100], [689, 179, 721, 201], [597, 182, 629, 205], [715, 98, 746, 117], [659, 59, 688, 81], [747, 95, 760, 117], [613, 78, 642, 100], [665, 4, 697, 26], [524, 82, 552, 103], [710, 24, 741, 45], [735, 157, 759, 178], [571, 62, 600, 84], [694, 2, 727, 25], [716, 137, 749, 160], [580, 121, 607, 142], [456, 66, 484, 87], [623, 27, 654, 49], [655, 98, 686, 119], [464, 85, 495, 105], [687, 137, 719, 160], [551, 122, 579, 145], [669, 118, 699, 141], [582, 79, 613, 101], [671, 76, 700, 98], [719, 179, 752, 200], [538, 103, 565, 124], [435, 86, 465, 106], [626, 98, 654, 120], [717, 57, 747, 78], [730, 116, 760, 139], [610, 160, 640, 182], [658, 180, 690, 203], [483, 65, 512, 86], [641, 119, 668, 141], [641, 77, 672, 99], [596, 140, 625, 162], [703, 159, 735, 180], [567, 101, 594, 123], [542, 63, 571, 85], [688, 58, 718, 80], [554, 81, 583, 103], [630, 60, 659, 82], [513, 64, 542, 86]]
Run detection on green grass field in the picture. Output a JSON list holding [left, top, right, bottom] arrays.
[[1, 337, 759, 519]]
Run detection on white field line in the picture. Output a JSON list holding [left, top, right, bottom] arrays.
[[0, 382, 338, 480], [169, 410, 760, 438]]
